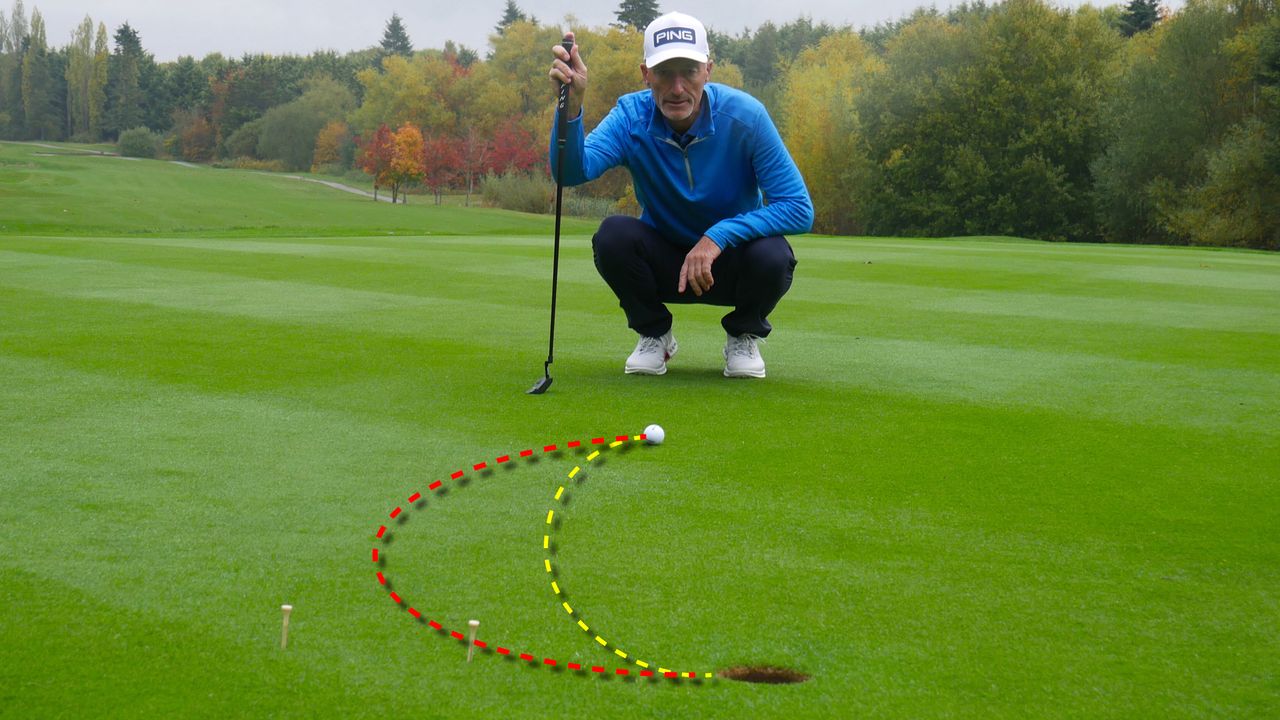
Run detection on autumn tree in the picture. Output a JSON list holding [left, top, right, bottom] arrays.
[[486, 20, 564, 119], [421, 133, 463, 204], [59, 17, 111, 140], [443, 40, 479, 69], [173, 109, 215, 161], [357, 123, 396, 200], [388, 122, 426, 202], [569, 26, 643, 130], [66, 15, 94, 139], [312, 119, 352, 171], [452, 55, 520, 132], [487, 115, 540, 173], [778, 32, 879, 234], [457, 128, 492, 205], [350, 53, 462, 138]]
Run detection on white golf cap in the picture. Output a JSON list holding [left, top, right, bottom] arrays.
[[643, 12, 710, 67]]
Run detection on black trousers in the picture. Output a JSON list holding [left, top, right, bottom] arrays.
[[591, 215, 797, 339]]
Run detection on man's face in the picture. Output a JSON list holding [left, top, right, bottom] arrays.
[[641, 58, 713, 131]]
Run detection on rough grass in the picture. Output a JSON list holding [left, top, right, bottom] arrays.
[[1, 142, 1277, 719]]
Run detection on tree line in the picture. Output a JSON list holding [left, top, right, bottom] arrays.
[[2, 0, 1277, 248]]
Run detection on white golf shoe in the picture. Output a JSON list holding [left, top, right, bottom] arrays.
[[724, 333, 766, 378], [625, 331, 678, 375]]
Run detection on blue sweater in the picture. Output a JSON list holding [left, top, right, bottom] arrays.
[[550, 83, 814, 249]]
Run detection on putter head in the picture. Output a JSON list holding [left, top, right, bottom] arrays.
[[527, 375, 553, 395]]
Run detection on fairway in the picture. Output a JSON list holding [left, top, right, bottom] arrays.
[[1, 143, 1278, 718]]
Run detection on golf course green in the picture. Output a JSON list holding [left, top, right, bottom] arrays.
[[1, 141, 1276, 718]]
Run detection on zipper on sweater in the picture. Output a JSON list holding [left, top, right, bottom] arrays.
[[660, 136, 707, 189]]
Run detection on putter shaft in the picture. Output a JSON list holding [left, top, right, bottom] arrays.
[[529, 36, 574, 395]]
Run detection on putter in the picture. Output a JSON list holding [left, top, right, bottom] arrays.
[[528, 35, 575, 395]]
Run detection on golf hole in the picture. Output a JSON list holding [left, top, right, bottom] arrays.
[[718, 666, 810, 684]]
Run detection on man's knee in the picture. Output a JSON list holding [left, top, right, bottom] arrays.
[[741, 236, 796, 281], [592, 215, 647, 258]]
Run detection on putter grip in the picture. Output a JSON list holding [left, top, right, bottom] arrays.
[[556, 36, 574, 137]]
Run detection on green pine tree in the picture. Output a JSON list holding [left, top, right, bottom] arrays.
[[1120, 0, 1161, 37], [380, 13, 413, 57], [613, 0, 661, 31], [105, 22, 144, 137], [495, 0, 533, 36]]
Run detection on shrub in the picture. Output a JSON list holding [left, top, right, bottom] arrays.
[[311, 163, 346, 176], [117, 127, 160, 158], [615, 184, 642, 217], [224, 118, 264, 160], [480, 171, 554, 214], [211, 157, 288, 172], [165, 110, 216, 162], [562, 193, 619, 219], [1165, 119, 1280, 249], [258, 102, 327, 171], [341, 169, 372, 186]]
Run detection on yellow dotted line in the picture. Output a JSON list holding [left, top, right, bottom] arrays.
[[543, 435, 711, 680]]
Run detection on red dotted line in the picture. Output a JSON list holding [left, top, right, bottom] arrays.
[[371, 435, 691, 682]]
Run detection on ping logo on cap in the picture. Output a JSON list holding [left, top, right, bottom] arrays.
[[653, 27, 696, 46]]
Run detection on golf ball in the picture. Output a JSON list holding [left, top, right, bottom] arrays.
[[643, 424, 665, 444]]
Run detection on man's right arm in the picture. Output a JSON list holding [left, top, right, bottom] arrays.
[[551, 102, 629, 186]]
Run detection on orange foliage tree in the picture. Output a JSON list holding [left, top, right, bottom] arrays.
[[389, 123, 426, 203], [312, 120, 351, 172]]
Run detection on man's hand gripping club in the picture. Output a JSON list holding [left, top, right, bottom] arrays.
[[549, 32, 587, 120]]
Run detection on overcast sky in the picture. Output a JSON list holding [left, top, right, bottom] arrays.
[[22, 0, 1175, 62]]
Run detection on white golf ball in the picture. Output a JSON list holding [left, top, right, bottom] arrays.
[[643, 424, 665, 444]]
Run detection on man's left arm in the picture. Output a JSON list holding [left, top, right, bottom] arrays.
[[703, 110, 815, 250]]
